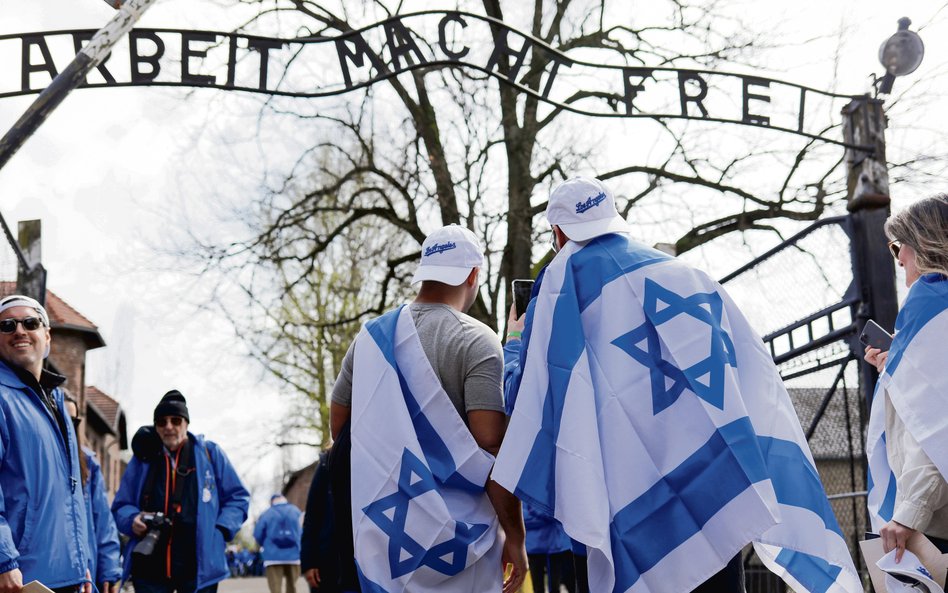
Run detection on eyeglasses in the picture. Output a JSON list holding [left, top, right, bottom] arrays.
[[888, 240, 902, 260], [0, 316, 44, 334], [155, 416, 185, 427]]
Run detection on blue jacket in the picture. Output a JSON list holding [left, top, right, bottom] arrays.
[[253, 502, 302, 563], [503, 266, 546, 414], [0, 360, 90, 587], [523, 502, 571, 555], [111, 434, 250, 589], [82, 448, 121, 585]]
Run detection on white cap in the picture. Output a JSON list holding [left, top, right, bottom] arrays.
[[411, 224, 485, 286], [546, 176, 630, 242], [877, 549, 944, 593]]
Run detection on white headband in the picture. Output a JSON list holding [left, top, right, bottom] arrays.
[[0, 295, 50, 327]]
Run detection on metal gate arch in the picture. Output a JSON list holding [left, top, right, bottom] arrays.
[[0, 6, 903, 591]]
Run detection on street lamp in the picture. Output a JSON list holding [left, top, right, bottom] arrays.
[[877, 17, 924, 95]]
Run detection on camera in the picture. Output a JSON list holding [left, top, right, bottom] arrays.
[[133, 512, 173, 556]]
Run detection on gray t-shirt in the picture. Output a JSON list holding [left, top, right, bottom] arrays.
[[331, 303, 505, 421]]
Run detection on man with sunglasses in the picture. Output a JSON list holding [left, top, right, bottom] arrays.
[[0, 294, 93, 593], [112, 390, 250, 593]]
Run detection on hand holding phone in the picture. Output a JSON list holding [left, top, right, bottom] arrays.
[[859, 319, 893, 351], [512, 279, 535, 318]]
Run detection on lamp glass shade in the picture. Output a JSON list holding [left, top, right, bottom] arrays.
[[878, 30, 924, 76]]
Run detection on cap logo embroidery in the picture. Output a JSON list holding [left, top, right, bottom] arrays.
[[424, 242, 457, 257], [917, 566, 933, 578], [575, 191, 607, 214]]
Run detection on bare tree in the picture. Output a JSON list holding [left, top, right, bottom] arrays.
[[177, 0, 946, 446]]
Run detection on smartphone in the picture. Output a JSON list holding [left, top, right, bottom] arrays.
[[859, 319, 893, 351], [512, 279, 535, 318]]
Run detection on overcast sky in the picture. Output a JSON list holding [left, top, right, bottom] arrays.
[[0, 0, 944, 519]]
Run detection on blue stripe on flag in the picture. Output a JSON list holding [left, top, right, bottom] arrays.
[[515, 263, 586, 516], [757, 436, 842, 534], [607, 418, 845, 592], [608, 418, 767, 593], [365, 308, 481, 493], [774, 548, 842, 593], [880, 472, 897, 522], [571, 234, 671, 313], [356, 560, 391, 593], [514, 236, 668, 515], [886, 274, 948, 375]]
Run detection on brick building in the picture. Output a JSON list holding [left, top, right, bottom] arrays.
[[85, 385, 129, 497], [43, 289, 106, 409]]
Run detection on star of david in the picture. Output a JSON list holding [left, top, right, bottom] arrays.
[[363, 448, 489, 579], [611, 278, 737, 414]]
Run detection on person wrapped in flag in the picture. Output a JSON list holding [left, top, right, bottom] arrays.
[[494, 176, 861, 593], [865, 195, 948, 561], [329, 224, 528, 593]]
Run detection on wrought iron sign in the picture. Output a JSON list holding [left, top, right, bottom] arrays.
[[0, 11, 867, 148]]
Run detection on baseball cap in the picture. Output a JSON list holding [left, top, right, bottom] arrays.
[[545, 176, 630, 242], [411, 224, 485, 286], [877, 549, 944, 593]]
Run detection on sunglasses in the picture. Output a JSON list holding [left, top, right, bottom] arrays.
[[155, 416, 185, 427], [70, 416, 82, 431], [0, 316, 44, 334], [887, 240, 902, 260]]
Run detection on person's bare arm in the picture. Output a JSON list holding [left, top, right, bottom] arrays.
[[468, 410, 527, 593], [468, 410, 505, 456], [330, 402, 351, 441]]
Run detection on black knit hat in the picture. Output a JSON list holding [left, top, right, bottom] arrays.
[[154, 389, 190, 423]]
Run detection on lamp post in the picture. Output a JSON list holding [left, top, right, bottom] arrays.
[[877, 17, 925, 95], [845, 16, 924, 414]]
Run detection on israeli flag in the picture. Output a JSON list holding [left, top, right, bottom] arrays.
[[867, 274, 948, 531], [493, 234, 861, 593], [350, 306, 501, 592]]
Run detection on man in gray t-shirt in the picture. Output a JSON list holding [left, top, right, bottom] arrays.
[[331, 302, 504, 421], [329, 224, 526, 592]]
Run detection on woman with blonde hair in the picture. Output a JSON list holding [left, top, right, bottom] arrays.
[[865, 194, 948, 560]]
